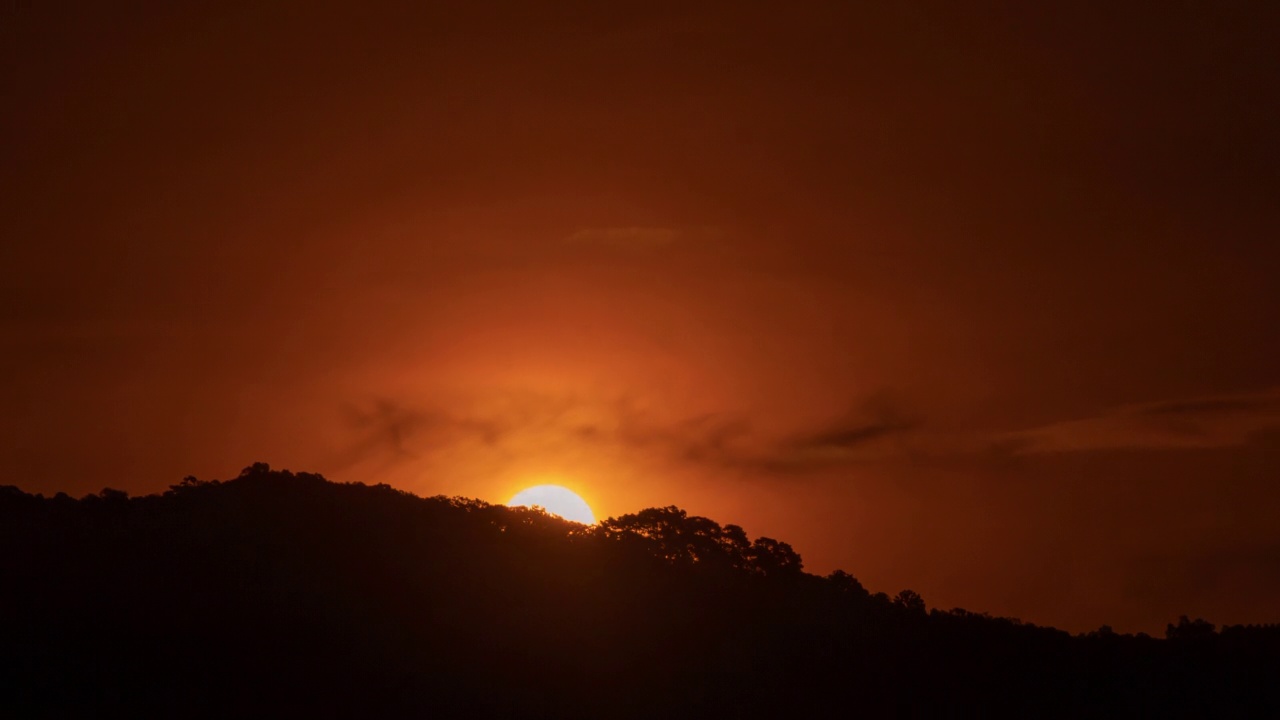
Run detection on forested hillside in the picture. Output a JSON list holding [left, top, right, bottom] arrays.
[[3, 464, 1277, 717]]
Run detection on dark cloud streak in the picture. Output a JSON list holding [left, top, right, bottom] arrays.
[[1001, 388, 1280, 454], [329, 393, 921, 479]]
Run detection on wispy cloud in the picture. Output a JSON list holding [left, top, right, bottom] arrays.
[[589, 395, 918, 474], [329, 392, 919, 478], [999, 387, 1280, 454], [774, 402, 917, 466], [330, 399, 508, 473], [330, 387, 1280, 478]]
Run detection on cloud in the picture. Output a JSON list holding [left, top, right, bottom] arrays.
[[331, 387, 1280, 477], [999, 387, 1280, 454], [331, 399, 508, 473], [603, 396, 918, 474], [328, 392, 919, 479], [755, 404, 919, 472]]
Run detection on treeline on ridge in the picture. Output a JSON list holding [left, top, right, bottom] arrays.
[[2, 463, 1277, 718]]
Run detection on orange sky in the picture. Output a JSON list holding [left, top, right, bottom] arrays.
[[4, 1, 1279, 634]]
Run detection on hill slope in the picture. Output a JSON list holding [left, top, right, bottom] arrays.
[[2, 464, 1277, 717]]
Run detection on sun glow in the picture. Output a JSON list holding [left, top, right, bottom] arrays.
[[507, 485, 597, 525]]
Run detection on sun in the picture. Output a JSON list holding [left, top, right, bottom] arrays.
[[507, 485, 597, 525]]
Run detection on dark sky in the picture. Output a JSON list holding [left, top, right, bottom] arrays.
[[4, 0, 1279, 634]]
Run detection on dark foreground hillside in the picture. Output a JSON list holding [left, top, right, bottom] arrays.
[[3, 465, 1277, 718]]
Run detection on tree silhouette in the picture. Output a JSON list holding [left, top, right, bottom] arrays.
[[746, 536, 803, 577], [826, 569, 869, 598], [0, 464, 1276, 719], [596, 506, 760, 572], [893, 588, 927, 614], [1166, 615, 1217, 640]]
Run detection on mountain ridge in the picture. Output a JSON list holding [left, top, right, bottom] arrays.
[[3, 463, 1277, 717]]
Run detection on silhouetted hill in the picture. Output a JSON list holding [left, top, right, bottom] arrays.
[[3, 464, 1277, 718]]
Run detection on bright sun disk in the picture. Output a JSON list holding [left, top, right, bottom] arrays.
[[507, 484, 596, 525]]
